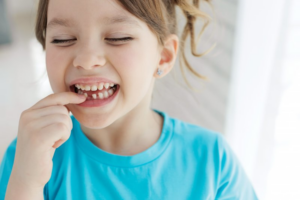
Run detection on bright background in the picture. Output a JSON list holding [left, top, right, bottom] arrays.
[[0, 0, 299, 199]]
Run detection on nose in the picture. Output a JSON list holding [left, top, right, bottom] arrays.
[[73, 44, 106, 70]]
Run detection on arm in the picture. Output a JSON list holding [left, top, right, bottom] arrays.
[[5, 175, 44, 200], [0, 138, 47, 200]]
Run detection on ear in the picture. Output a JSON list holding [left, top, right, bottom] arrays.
[[154, 34, 179, 78]]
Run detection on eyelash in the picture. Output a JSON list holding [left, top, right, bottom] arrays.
[[51, 37, 133, 44]]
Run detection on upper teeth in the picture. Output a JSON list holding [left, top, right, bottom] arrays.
[[75, 83, 115, 91]]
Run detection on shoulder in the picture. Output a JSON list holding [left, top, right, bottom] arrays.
[[168, 114, 223, 149], [166, 114, 241, 165], [163, 113, 232, 164], [1, 137, 17, 162], [169, 115, 239, 163], [0, 137, 17, 198], [0, 137, 18, 172], [167, 116, 258, 199]]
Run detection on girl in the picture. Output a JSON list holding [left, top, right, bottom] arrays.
[[1, 0, 258, 199]]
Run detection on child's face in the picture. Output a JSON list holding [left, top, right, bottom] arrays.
[[45, 0, 161, 128]]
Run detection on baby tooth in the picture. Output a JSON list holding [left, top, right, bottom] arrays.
[[84, 93, 88, 97], [98, 83, 104, 90], [110, 83, 114, 87], [92, 94, 97, 99], [91, 85, 98, 91], [98, 92, 104, 99], [104, 83, 110, 89], [85, 85, 91, 91], [75, 84, 80, 89], [104, 91, 108, 98], [108, 89, 113, 95]]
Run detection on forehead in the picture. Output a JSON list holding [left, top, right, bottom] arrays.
[[47, 15, 142, 30], [47, 0, 142, 29]]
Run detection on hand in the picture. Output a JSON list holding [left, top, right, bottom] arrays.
[[10, 92, 86, 190]]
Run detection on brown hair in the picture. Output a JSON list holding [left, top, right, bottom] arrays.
[[35, 0, 215, 90]]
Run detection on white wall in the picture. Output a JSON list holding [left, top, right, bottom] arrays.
[[0, 6, 49, 167], [225, 0, 291, 199], [5, 0, 37, 16]]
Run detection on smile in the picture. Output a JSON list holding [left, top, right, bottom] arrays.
[[70, 84, 120, 107]]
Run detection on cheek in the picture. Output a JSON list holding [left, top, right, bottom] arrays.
[[111, 48, 149, 91], [109, 43, 156, 79], [46, 48, 68, 92], [108, 42, 158, 100]]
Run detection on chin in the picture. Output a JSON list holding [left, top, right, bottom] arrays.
[[72, 111, 113, 129]]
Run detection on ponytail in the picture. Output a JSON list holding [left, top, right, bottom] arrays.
[[174, 0, 216, 91]]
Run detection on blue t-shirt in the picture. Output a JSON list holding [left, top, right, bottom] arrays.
[[0, 109, 258, 200]]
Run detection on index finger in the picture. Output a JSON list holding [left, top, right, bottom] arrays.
[[29, 92, 86, 111]]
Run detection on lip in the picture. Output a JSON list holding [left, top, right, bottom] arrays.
[[69, 77, 118, 87]]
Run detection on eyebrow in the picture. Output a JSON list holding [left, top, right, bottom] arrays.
[[47, 15, 141, 29]]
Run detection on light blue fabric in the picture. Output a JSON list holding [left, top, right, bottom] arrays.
[[0, 109, 258, 200]]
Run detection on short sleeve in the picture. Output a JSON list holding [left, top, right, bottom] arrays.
[[0, 137, 48, 200], [215, 134, 259, 200]]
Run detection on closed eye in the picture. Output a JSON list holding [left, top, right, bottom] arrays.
[[105, 37, 133, 42], [51, 37, 133, 44], [51, 39, 76, 44]]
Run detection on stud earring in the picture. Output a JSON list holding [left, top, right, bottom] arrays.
[[157, 68, 163, 76]]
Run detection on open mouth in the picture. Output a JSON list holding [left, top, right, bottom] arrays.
[[70, 84, 119, 100]]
